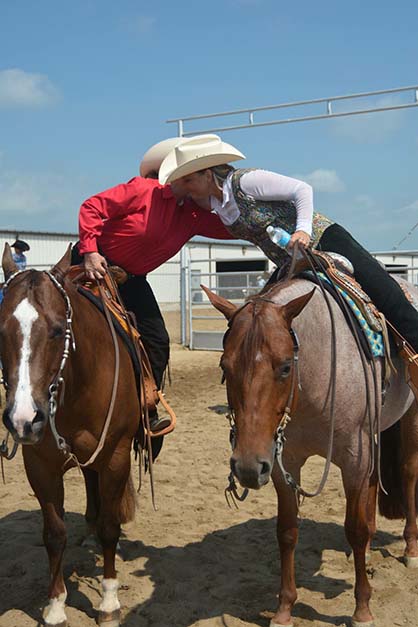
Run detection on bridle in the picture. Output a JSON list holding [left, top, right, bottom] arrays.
[[224, 242, 383, 505], [224, 296, 301, 507], [0, 269, 76, 458]]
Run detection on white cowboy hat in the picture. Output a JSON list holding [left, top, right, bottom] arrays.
[[140, 137, 189, 177], [158, 135, 245, 184]]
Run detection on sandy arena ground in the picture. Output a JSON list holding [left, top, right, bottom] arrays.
[[0, 340, 418, 627]]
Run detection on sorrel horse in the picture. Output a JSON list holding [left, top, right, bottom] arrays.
[[203, 278, 418, 627], [0, 244, 140, 627]]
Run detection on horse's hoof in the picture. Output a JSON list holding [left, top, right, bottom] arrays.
[[98, 608, 121, 626], [45, 622, 67, 627], [351, 620, 375, 627], [404, 555, 418, 568], [270, 621, 293, 627]]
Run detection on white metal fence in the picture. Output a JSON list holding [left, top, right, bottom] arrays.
[[183, 255, 418, 351]]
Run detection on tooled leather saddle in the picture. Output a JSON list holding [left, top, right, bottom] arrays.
[[286, 250, 418, 396], [66, 265, 160, 417]]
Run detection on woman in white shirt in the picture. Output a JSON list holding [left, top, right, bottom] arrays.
[[159, 134, 418, 354]]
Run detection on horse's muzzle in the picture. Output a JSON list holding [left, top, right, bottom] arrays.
[[3, 407, 47, 444], [230, 454, 273, 489]]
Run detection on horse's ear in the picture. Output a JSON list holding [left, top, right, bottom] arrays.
[[282, 287, 316, 327], [2, 243, 19, 280], [201, 284, 237, 320], [50, 244, 72, 283]]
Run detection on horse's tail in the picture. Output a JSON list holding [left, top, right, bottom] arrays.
[[378, 420, 405, 519], [118, 473, 136, 524]]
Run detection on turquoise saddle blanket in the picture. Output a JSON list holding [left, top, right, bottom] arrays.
[[315, 272, 384, 358]]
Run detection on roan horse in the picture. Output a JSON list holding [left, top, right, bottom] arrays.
[[0, 244, 140, 627], [203, 278, 418, 627]]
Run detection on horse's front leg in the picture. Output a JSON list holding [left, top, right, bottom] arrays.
[[96, 442, 134, 627], [342, 462, 374, 627], [81, 468, 100, 549], [270, 461, 301, 627], [23, 447, 68, 627]]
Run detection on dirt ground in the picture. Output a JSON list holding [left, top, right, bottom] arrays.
[[0, 343, 417, 627]]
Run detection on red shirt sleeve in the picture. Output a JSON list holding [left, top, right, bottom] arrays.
[[78, 177, 157, 254]]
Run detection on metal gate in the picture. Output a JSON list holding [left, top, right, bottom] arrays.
[[187, 257, 268, 350]]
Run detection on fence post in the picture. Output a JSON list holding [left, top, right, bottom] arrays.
[[180, 246, 187, 346]]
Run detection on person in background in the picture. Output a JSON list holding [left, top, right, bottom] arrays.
[[74, 136, 236, 433], [158, 133, 418, 357], [11, 239, 30, 271]]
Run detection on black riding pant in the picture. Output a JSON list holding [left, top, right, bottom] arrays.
[[118, 276, 169, 389], [70, 245, 169, 389], [318, 223, 418, 351]]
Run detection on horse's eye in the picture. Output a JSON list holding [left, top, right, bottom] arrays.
[[49, 325, 64, 339], [276, 362, 292, 379]]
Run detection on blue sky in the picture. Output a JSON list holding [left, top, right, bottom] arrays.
[[0, 0, 417, 250]]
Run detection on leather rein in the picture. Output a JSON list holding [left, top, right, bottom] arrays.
[[224, 303, 300, 507], [0, 270, 146, 475], [224, 244, 377, 504]]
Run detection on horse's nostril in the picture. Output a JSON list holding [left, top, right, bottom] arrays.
[[33, 409, 46, 425], [260, 460, 271, 476]]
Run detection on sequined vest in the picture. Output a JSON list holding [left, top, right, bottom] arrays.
[[226, 169, 334, 266]]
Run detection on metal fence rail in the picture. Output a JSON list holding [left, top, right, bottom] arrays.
[[167, 85, 418, 136]]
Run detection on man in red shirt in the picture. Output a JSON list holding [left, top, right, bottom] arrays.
[[75, 140, 234, 432]]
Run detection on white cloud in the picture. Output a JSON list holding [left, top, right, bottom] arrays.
[[0, 68, 59, 108], [354, 194, 375, 210], [331, 95, 404, 142], [294, 169, 345, 193], [394, 199, 418, 215], [0, 170, 68, 214], [0, 164, 92, 232]]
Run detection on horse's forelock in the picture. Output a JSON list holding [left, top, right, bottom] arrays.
[[228, 301, 283, 381], [3, 271, 62, 315]]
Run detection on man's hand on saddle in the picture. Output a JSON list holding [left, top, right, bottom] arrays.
[[288, 230, 311, 250], [84, 252, 108, 280]]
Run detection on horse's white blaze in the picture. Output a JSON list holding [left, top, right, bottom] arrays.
[[44, 590, 67, 625], [12, 298, 38, 433], [99, 578, 120, 613]]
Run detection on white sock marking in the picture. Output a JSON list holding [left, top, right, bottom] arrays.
[[44, 589, 67, 625], [99, 577, 120, 613]]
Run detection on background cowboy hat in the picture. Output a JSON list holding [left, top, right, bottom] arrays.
[[11, 239, 30, 252]]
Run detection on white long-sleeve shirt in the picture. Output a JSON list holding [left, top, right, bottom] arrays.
[[210, 169, 314, 236]]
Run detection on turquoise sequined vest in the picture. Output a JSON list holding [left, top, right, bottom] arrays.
[[225, 169, 334, 266]]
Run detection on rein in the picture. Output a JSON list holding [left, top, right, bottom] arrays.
[[225, 243, 375, 501], [224, 303, 301, 506], [271, 246, 379, 497], [0, 269, 122, 472]]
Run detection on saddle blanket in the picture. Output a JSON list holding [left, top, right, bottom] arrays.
[[314, 272, 384, 358]]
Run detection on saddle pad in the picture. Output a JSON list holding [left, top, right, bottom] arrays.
[[78, 286, 145, 380], [307, 271, 385, 358]]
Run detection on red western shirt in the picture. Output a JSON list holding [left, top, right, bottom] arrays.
[[78, 177, 234, 275]]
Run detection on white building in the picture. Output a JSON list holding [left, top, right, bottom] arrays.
[[0, 229, 271, 305], [1, 228, 417, 349]]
